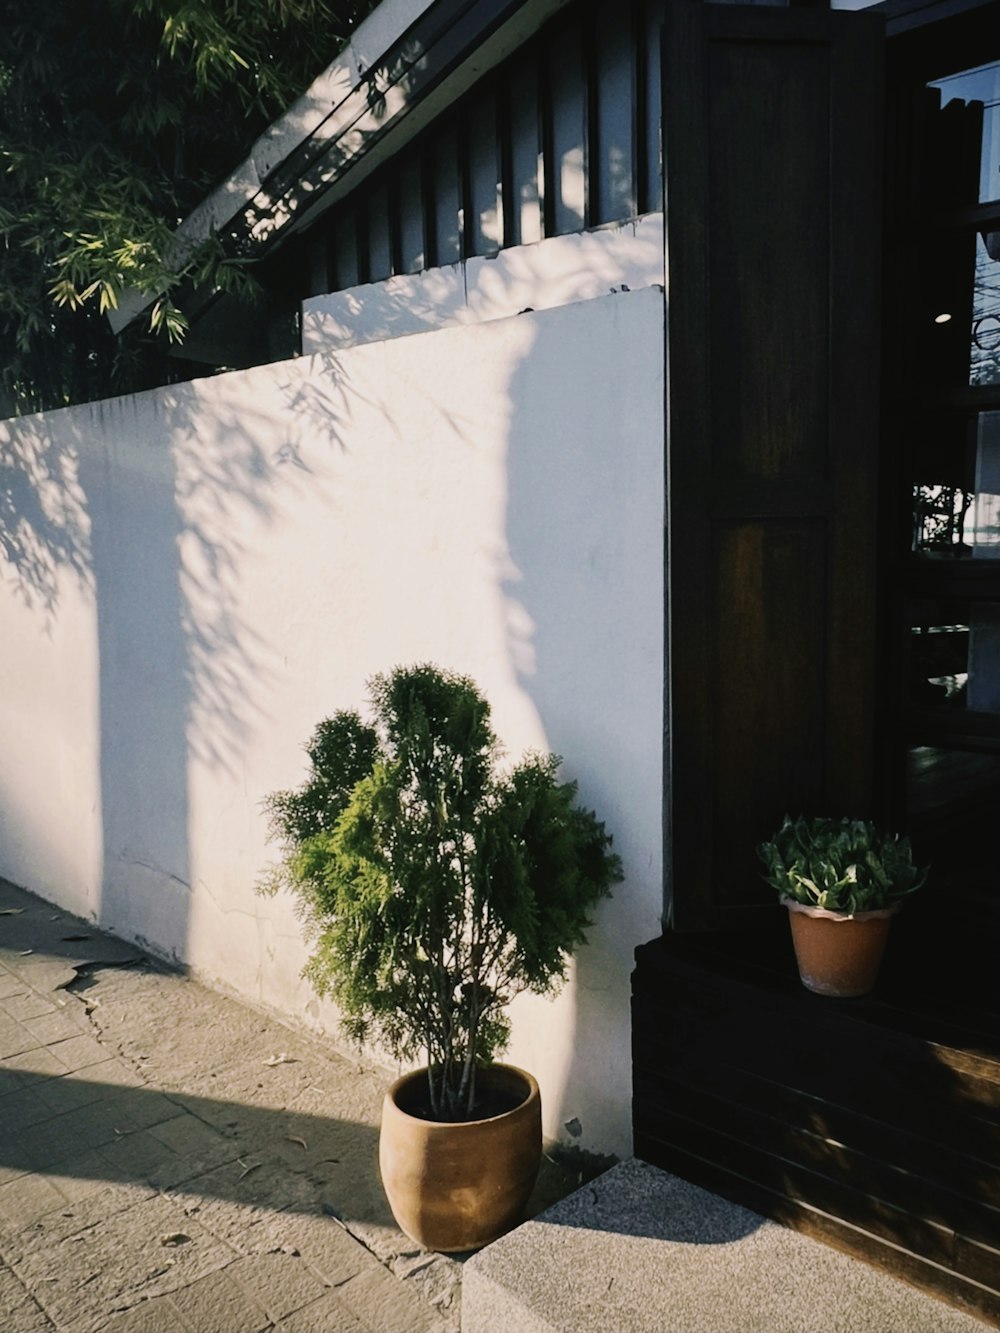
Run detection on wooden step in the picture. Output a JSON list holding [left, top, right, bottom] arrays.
[[632, 933, 1000, 1328]]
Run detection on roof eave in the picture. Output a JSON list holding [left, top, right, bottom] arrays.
[[111, 0, 567, 334]]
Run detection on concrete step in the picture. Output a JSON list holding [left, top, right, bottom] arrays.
[[461, 1158, 995, 1333]]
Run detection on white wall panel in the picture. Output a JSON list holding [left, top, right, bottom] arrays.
[[0, 287, 665, 1156]]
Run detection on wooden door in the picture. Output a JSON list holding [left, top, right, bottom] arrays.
[[665, 2, 885, 929]]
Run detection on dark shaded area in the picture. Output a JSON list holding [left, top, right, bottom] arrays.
[[0, 1063, 389, 1225], [0, 878, 138, 982], [534, 1156, 763, 1246]]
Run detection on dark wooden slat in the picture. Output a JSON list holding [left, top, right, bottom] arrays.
[[634, 1103, 957, 1267], [634, 969, 1000, 1127], [634, 1058, 1000, 1218], [634, 1072, 1000, 1250], [956, 1234, 1000, 1294]]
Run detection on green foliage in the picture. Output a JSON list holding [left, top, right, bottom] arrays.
[[259, 664, 622, 1121], [758, 815, 928, 915], [0, 0, 375, 416]]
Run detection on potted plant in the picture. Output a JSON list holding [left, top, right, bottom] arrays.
[[258, 663, 621, 1252], [757, 815, 927, 998]]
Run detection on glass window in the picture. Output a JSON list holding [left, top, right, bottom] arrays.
[[929, 60, 1000, 206], [907, 744, 1000, 817], [973, 230, 1000, 386], [912, 411, 1000, 557], [908, 597, 1000, 712]]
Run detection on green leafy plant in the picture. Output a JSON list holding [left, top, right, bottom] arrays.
[[0, 0, 377, 416], [259, 664, 622, 1122], [758, 815, 928, 915]]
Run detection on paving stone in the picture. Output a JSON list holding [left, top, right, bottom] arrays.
[[97, 1293, 192, 1333], [48, 1033, 112, 1073], [0, 1021, 42, 1059], [338, 1260, 441, 1333], [0, 1142, 32, 1188], [31, 1071, 111, 1115], [73, 1057, 147, 1091], [94, 1129, 182, 1182], [228, 1209, 368, 1287], [0, 1172, 67, 1226], [1, 1047, 67, 1085], [15, 1102, 139, 1171], [146, 1111, 232, 1160], [0, 1260, 54, 1333], [22, 1009, 89, 1046], [8, 960, 79, 993], [1, 992, 58, 1023], [0, 972, 28, 1000], [101, 1087, 183, 1133], [275, 1286, 366, 1333], [0, 1086, 56, 1132], [164, 1157, 316, 1218], [10, 1192, 236, 1328], [3, 1176, 157, 1254], [57, 1097, 144, 1147], [0, 889, 455, 1333], [167, 1264, 271, 1333], [45, 1151, 129, 1204], [224, 1250, 330, 1323]]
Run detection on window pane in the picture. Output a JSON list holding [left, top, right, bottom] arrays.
[[908, 597, 1000, 712], [973, 230, 1000, 386], [919, 229, 1000, 389], [928, 60, 1000, 206], [907, 744, 1000, 817], [912, 411, 1000, 557]]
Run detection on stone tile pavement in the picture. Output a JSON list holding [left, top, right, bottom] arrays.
[[0, 878, 516, 1333]]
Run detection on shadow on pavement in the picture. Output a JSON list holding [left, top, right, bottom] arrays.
[[0, 1064, 391, 1229]]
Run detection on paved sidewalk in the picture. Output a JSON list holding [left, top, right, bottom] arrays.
[[0, 878, 467, 1333]]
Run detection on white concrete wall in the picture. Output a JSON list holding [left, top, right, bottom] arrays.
[[0, 287, 664, 1156], [304, 213, 665, 352]]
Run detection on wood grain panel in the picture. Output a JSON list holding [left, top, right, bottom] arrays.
[[665, 5, 883, 928], [712, 521, 827, 904], [708, 42, 830, 481]]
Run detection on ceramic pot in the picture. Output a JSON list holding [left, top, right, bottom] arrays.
[[783, 897, 896, 997], [378, 1063, 541, 1253]]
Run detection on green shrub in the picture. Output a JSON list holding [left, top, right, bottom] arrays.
[[258, 664, 622, 1121], [758, 814, 927, 915]]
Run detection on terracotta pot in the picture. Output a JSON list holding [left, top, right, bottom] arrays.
[[783, 897, 896, 997], [378, 1063, 541, 1253]]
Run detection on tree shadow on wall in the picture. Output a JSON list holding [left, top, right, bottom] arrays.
[[495, 288, 666, 1158], [0, 359, 361, 967]]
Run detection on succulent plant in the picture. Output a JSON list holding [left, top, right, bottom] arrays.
[[758, 815, 927, 915]]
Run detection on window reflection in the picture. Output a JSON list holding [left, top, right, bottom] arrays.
[[909, 598, 1000, 712], [908, 745, 1000, 817], [912, 411, 1000, 557], [924, 63, 1000, 387], [929, 60, 1000, 206], [973, 232, 1000, 386]]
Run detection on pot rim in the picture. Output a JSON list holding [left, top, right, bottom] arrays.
[[385, 1062, 539, 1128], [781, 896, 898, 922]]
